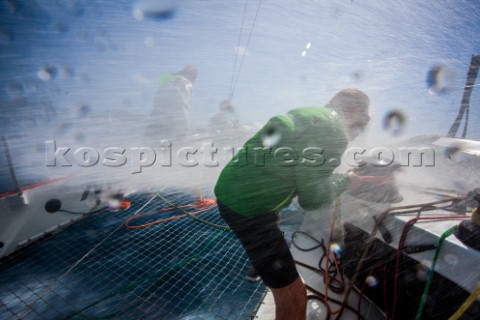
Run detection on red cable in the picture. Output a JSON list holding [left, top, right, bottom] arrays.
[[357, 265, 390, 320], [0, 176, 67, 198], [357, 269, 373, 319], [324, 198, 344, 316], [124, 203, 217, 229]]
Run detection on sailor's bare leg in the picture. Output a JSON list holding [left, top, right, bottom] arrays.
[[270, 276, 307, 320]]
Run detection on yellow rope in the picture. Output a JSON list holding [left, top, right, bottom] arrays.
[[448, 283, 480, 320]]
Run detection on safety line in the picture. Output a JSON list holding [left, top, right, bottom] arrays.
[[156, 194, 230, 230], [228, 0, 249, 97], [229, 0, 263, 100]]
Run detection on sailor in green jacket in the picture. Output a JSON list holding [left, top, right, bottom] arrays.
[[145, 65, 198, 143], [214, 88, 375, 320]]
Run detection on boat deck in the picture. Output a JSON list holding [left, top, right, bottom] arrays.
[[255, 202, 386, 320], [0, 192, 266, 320]]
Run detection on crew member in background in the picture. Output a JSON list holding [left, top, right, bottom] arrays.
[[214, 88, 393, 320], [145, 64, 198, 144], [145, 64, 212, 207], [209, 99, 239, 137]]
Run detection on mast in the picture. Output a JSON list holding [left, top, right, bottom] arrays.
[[447, 54, 480, 138]]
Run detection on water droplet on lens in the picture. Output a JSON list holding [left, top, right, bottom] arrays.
[[330, 243, 342, 255], [37, 66, 57, 81], [416, 262, 429, 281], [443, 254, 458, 266], [262, 127, 281, 147], [37, 70, 51, 81], [136, 0, 177, 20], [307, 299, 324, 319], [365, 275, 378, 287], [426, 65, 455, 95], [383, 110, 406, 136]]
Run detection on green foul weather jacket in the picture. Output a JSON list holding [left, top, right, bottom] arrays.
[[214, 106, 350, 218]]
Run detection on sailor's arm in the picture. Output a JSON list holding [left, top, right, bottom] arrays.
[[295, 167, 336, 211], [296, 169, 397, 211]]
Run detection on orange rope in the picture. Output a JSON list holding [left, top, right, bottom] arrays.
[[124, 203, 217, 229], [324, 198, 343, 316]]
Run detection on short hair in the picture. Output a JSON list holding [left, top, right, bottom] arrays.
[[327, 88, 369, 116]]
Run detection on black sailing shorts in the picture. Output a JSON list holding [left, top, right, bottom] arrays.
[[217, 201, 299, 289]]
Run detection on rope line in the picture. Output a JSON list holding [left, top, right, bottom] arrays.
[[228, 0, 249, 97], [448, 282, 480, 320], [156, 194, 230, 230], [229, 0, 263, 100], [334, 197, 460, 320], [124, 203, 217, 229]]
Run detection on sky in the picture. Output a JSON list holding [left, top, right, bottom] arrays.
[[0, 0, 479, 190]]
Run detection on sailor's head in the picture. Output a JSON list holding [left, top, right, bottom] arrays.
[[176, 64, 198, 83], [327, 88, 370, 140]]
